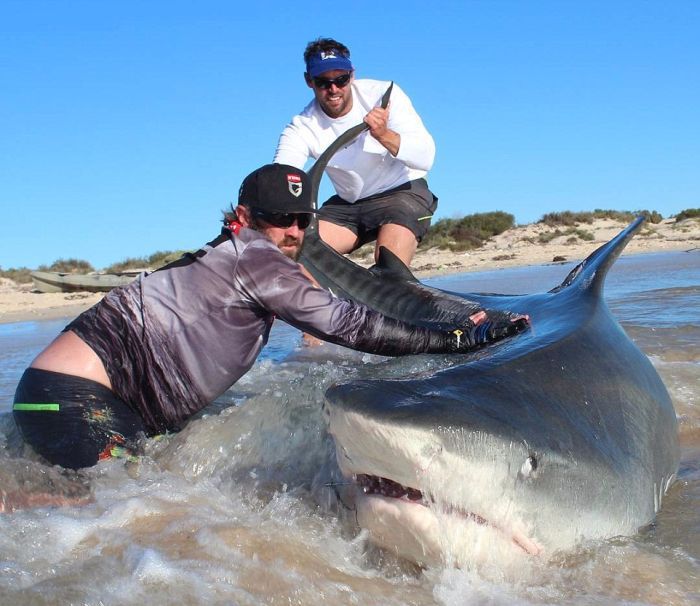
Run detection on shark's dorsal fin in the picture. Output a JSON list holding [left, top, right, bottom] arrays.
[[375, 246, 419, 282], [550, 215, 645, 295]]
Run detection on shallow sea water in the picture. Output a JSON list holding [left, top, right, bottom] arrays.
[[0, 250, 698, 605]]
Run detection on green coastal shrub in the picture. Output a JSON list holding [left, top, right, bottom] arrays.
[[540, 211, 599, 226], [0, 266, 33, 284], [420, 211, 515, 251], [538, 230, 564, 244], [571, 229, 595, 241], [37, 258, 95, 274], [104, 250, 188, 273], [638, 210, 663, 224], [540, 209, 662, 226], [675, 208, 700, 222]]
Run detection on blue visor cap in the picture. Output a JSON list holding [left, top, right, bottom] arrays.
[[306, 51, 353, 77]]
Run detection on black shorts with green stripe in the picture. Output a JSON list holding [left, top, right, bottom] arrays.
[[318, 178, 438, 246], [13, 368, 146, 469]]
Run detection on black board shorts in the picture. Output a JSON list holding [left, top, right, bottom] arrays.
[[318, 178, 438, 246], [13, 368, 147, 469]]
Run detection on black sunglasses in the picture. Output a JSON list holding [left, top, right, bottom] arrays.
[[311, 72, 352, 90], [252, 210, 313, 229]]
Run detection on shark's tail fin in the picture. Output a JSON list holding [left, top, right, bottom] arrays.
[[298, 80, 401, 296], [307, 82, 394, 211], [550, 216, 646, 295]]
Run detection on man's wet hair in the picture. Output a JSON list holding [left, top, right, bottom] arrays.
[[222, 207, 237, 225], [303, 38, 350, 63]]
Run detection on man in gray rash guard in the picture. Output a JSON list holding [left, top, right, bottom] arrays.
[[13, 164, 529, 470]]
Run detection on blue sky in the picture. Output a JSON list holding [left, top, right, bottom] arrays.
[[1, 1, 698, 270]]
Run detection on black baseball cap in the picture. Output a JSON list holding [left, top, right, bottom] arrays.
[[238, 164, 316, 214]]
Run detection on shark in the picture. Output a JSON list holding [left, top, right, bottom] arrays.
[[298, 93, 680, 564]]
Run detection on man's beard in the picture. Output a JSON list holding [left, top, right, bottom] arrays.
[[252, 219, 302, 260], [279, 236, 302, 260]]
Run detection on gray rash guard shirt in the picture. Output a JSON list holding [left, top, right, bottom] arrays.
[[66, 227, 445, 433]]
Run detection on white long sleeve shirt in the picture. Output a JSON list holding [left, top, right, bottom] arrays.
[[274, 79, 435, 202]]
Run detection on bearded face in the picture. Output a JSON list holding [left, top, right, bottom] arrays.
[[235, 205, 306, 261]]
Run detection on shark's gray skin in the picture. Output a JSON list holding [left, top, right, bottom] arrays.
[[313, 218, 679, 564], [298, 101, 679, 563]]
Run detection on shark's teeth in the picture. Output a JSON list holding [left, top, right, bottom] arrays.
[[355, 474, 542, 556], [355, 474, 423, 502]]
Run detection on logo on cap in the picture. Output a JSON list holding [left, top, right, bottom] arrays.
[[320, 51, 338, 61], [287, 173, 302, 197]]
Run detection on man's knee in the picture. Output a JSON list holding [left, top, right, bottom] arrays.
[[375, 223, 418, 265], [318, 220, 359, 254]]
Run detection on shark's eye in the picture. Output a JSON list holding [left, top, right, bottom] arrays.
[[520, 455, 538, 478]]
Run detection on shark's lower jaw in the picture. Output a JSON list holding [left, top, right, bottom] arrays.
[[352, 473, 541, 561], [326, 406, 545, 564]]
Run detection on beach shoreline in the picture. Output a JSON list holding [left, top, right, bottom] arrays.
[[1, 217, 698, 325]]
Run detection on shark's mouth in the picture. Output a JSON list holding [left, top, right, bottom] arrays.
[[356, 474, 424, 502], [354, 473, 540, 556]]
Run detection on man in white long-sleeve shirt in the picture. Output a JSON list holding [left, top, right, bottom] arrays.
[[274, 37, 438, 267]]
